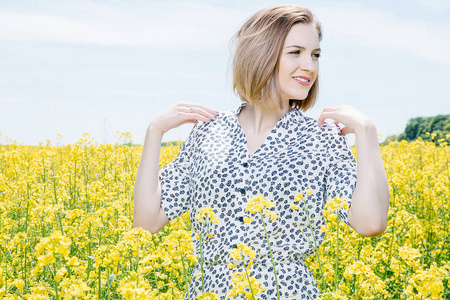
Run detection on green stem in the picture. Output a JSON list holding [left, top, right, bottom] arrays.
[[259, 211, 279, 300], [181, 256, 192, 300], [23, 246, 27, 286], [199, 230, 205, 293], [87, 223, 92, 281], [106, 267, 110, 300], [334, 209, 340, 292], [53, 262, 59, 300], [301, 197, 326, 291], [42, 156, 46, 196], [241, 254, 256, 299], [58, 212, 64, 236], [98, 265, 102, 298]]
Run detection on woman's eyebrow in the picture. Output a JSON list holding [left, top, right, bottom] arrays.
[[284, 45, 321, 51]]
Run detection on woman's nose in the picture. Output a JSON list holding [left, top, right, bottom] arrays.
[[299, 56, 314, 71]]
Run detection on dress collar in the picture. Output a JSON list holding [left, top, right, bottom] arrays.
[[235, 102, 247, 116], [234, 102, 304, 125]]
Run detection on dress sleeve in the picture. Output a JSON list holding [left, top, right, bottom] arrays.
[[158, 122, 198, 222], [324, 125, 357, 226]]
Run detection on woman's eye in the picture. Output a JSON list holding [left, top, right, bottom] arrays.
[[289, 50, 301, 55], [313, 53, 321, 58]]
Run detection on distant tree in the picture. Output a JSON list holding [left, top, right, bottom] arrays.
[[383, 114, 450, 145], [404, 117, 424, 141], [161, 141, 181, 147]]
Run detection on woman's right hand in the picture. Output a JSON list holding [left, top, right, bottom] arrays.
[[149, 102, 219, 135]]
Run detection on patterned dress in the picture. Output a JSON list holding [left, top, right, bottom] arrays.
[[159, 102, 357, 299]]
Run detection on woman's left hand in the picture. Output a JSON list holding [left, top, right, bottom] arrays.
[[317, 104, 375, 135]]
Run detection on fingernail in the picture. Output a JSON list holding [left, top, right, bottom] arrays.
[[207, 118, 212, 122]]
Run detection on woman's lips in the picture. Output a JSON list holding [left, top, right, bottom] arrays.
[[293, 76, 311, 86]]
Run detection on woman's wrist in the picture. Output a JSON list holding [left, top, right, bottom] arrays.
[[147, 123, 166, 137], [353, 119, 377, 137]]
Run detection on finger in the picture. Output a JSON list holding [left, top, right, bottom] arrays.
[[181, 103, 218, 116], [184, 105, 218, 121], [340, 126, 353, 135], [317, 113, 326, 126], [195, 104, 220, 116], [180, 119, 198, 125], [184, 105, 216, 120], [179, 111, 211, 123], [317, 112, 336, 126], [322, 106, 341, 112]]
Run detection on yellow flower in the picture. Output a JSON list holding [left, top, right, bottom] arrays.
[[228, 268, 265, 298], [290, 204, 299, 210], [243, 216, 254, 223], [197, 292, 220, 300], [399, 245, 421, 268], [294, 192, 303, 202], [229, 243, 256, 262], [66, 256, 80, 266], [3, 130, 449, 300], [195, 207, 219, 224], [245, 194, 275, 214], [12, 279, 24, 291], [264, 209, 279, 221], [55, 266, 67, 282]]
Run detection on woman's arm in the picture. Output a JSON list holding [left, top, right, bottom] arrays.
[[318, 105, 390, 237], [348, 121, 389, 237], [133, 102, 218, 234], [133, 125, 169, 234]]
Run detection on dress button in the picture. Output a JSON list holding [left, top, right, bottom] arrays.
[[242, 162, 249, 167], [240, 188, 246, 195]]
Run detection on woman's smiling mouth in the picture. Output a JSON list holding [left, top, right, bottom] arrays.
[[292, 76, 311, 86]]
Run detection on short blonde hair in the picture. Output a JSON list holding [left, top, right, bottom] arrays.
[[232, 5, 322, 111]]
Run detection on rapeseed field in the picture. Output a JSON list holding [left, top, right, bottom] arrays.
[[0, 132, 449, 299]]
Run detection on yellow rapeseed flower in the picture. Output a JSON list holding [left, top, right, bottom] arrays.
[[243, 216, 254, 223], [2, 134, 449, 299], [294, 192, 304, 202], [195, 207, 219, 224], [197, 292, 220, 300]]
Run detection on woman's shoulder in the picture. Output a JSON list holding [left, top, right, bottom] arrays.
[[185, 108, 235, 147], [294, 112, 342, 139], [194, 107, 236, 131]]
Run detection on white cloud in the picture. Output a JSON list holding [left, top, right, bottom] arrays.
[[0, 1, 448, 65], [315, 4, 450, 65], [417, 0, 450, 12], [99, 70, 226, 80], [0, 1, 247, 49], [1, 97, 29, 103]]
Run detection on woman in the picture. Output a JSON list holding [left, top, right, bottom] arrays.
[[134, 5, 389, 299]]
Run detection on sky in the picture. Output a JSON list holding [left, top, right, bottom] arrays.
[[1, 0, 449, 146]]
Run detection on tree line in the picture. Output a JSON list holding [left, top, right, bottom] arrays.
[[383, 114, 450, 145]]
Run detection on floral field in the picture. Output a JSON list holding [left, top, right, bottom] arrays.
[[0, 132, 449, 299]]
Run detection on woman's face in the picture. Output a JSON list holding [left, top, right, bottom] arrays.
[[278, 23, 321, 103]]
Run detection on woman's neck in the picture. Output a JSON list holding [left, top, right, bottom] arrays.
[[239, 101, 291, 135]]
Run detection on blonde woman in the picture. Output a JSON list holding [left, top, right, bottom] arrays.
[[134, 5, 389, 299]]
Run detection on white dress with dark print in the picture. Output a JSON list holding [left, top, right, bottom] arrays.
[[159, 102, 357, 299]]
